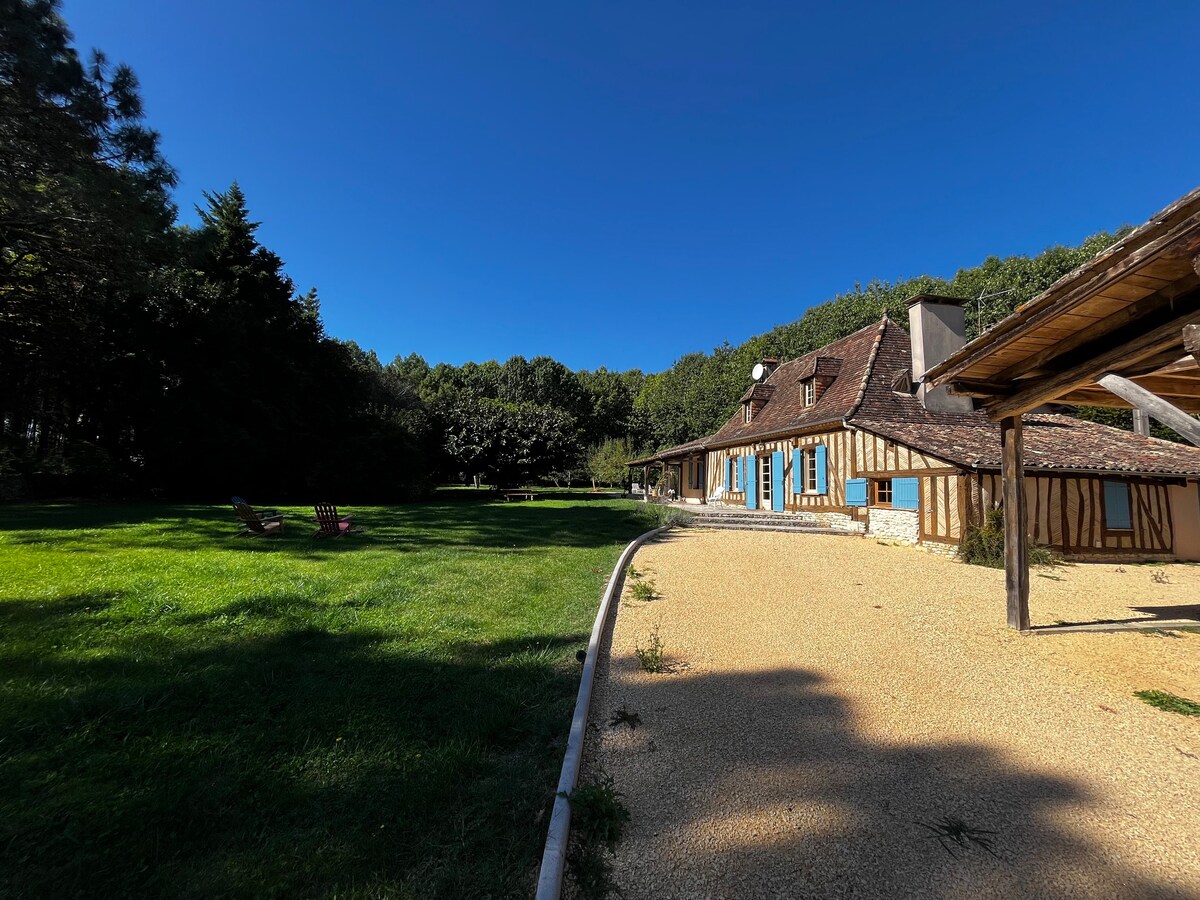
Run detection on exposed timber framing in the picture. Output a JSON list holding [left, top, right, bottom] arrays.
[[1096, 373, 1200, 447], [1132, 408, 1151, 436], [1000, 416, 1030, 632], [989, 275, 1200, 383], [986, 306, 1200, 419], [1185, 323, 1200, 365]]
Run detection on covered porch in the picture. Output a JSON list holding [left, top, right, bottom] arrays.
[[627, 439, 709, 504], [927, 186, 1200, 630]]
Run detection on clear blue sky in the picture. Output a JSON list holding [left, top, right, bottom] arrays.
[[65, 1, 1199, 373]]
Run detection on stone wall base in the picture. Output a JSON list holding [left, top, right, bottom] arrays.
[[867, 507, 919, 544]]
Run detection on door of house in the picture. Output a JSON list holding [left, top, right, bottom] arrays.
[[770, 450, 785, 512]]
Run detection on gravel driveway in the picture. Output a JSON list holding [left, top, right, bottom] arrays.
[[587, 530, 1200, 899]]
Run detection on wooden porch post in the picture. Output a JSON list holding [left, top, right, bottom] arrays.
[[1000, 415, 1030, 631], [643, 465, 649, 501]]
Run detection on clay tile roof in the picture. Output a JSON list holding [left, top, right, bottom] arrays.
[[855, 415, 1200, 477], [739, 383, 776, 403], [647, 312, 1200, 477], [627, 435, 712, 466], [706, 319, 886, 447]]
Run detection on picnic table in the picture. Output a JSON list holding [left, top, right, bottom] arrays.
[[503, 491, 536, 502]]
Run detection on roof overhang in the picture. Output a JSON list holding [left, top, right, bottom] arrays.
[[925, 187, 1200, 421]]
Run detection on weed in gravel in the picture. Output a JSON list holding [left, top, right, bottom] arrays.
[[915, 817, 999, 859], [629, 579, 658, 602], [608, 706, 642, 730], [635, 626, 671, 673], [1135, 689, 1200, 716], [626, 564, 642, 580], [562, 773, 631, 900], [1151, 569, 1171, 584]]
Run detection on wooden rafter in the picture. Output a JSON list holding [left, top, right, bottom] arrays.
[[1095, 373, 1200, 446], [985, 306, 1200, 419]]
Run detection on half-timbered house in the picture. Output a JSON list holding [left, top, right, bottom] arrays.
[[631, 294, 1200, 561]]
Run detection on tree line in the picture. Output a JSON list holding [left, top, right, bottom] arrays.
[[0, 1, 1146, 502]]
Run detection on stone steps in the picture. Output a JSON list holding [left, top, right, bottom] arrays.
[[688, 508, 859, 536], [692, 521, 856, 535]]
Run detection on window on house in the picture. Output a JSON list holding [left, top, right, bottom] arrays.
[[1103, 480, 1132, 531], [744, 403, 752, 423], [803, 379, 815, 407], [732, 455, 741, 491], [760, 454, 772, 505], [803, 450, 818, 492], [871, 479, 893, 508]]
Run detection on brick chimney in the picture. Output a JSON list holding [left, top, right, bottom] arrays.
[[906, 295, 973, 414]]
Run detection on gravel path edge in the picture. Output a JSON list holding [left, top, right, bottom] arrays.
[[534, 522, 672, 900]]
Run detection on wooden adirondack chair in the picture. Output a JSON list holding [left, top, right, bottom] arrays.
[[232, 497, 284, 537], [313, 503, 363, 538]]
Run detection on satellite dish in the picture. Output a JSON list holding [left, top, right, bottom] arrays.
[[751, 362, 765, 381]]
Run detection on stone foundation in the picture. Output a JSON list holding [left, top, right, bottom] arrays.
[[867, 507, 920, 544]]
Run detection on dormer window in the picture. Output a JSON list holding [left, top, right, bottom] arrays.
[[803, 379, 815, 407], [744, 404, 752, 424]]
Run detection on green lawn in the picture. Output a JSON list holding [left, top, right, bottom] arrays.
[[0, 496, 658, 898]]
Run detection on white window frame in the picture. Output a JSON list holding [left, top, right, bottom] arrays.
[[803, 451, 818, 492], [760, 453, 772, 505], [804, 379, 815, 407], [744, 403, 752, 423]]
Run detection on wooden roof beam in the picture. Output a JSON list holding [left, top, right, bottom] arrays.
[[1096, 373, 1200, 446], [984, 308, 1200, 419], [989, 277, 1200, 383], [928, 204, 1200, 383]]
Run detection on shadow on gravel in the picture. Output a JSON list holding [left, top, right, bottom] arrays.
[[598, 665, 1185, 898]]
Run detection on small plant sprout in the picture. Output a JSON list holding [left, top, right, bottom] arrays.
[[635, 625, 670, 673], [608, 706, 642, 730], [1135, 689, 1200, 716], [915, 816, 999, 859], [1151, 569, 1170, 584], [629, 579, 658, 602], [625, 564, 642, 580]]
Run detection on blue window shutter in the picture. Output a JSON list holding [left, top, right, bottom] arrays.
[[893, 477, 919, 510], [771, 450, 785, 511], [846, 478, 867, 507], [792, 448, 803, 494], [724, 457, 732, 492], [815, 444, 828, 495], [745, 454, 757, 509], [1104, 480, 1132, 529]]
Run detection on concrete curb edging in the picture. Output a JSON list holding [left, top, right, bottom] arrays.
[[534, 523, 672, 900]]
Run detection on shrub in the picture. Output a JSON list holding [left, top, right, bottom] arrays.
[[960, 506, 1057, 568], [634, 626, 670, 673], [636, 503, 695, 530], [562, 773, 631, 899]]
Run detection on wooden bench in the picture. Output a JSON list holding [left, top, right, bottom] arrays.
[[503, 491, 536, 502]]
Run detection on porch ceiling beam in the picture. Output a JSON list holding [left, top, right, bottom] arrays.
[[1185, 322, 1200, 365], [1062, 390, 1200, 413], [1095, 373, 1200, 447], [984, 307, 1200, 419], [929, 206, 1200, 383], [990, 276, 1200, 383]]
